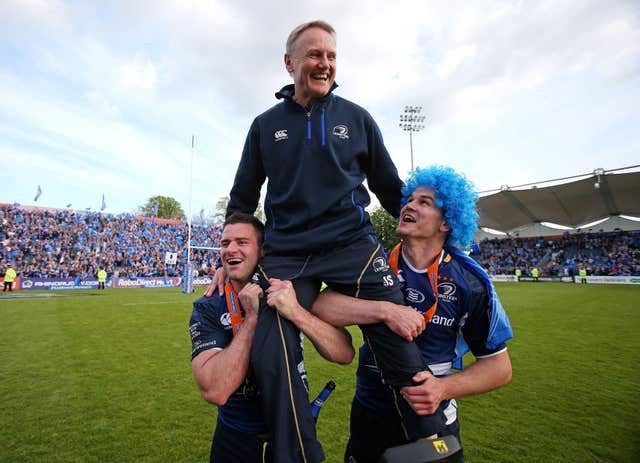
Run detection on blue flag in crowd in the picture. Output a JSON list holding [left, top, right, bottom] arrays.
[[101, 194, 107, 211], [34, 185, 42, 202], [199, 207, 205, 223], [153, 200, 159, 217], [66, 203, 72, 208]]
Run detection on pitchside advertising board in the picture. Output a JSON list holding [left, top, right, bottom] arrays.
[[3, 275, 640, 290], [487, 275, 640, 285], [8, 276, 213, 290]]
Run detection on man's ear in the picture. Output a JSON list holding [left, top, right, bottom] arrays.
[[284, 54, 294, 73], [259, 245, 265, 258], [440, 221, 451, 233]]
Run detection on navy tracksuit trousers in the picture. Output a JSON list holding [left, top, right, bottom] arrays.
[[251, 234, 447, 463]]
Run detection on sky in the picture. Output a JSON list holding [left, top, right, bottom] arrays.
[[1, 0, 639, 218]]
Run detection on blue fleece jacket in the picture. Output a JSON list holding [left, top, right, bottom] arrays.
[[227, 83, 403, 253]]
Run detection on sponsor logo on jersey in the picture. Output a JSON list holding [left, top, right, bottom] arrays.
[[189, 323, 201, 340], [406, 287, 425, 303], [332, 124, 349, 139], [372, 256, 390, 273], [438, 281, 458, 302], [274, 129, 288, 141], [430, 314, 455, 327], [220, 312, 231, 328]]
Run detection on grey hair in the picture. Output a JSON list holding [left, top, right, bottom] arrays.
[[285, 20, 336, 55]]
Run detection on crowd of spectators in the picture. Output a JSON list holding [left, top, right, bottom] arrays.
[[2, 204, 640, 281], [472, 229, 640, 277], [0, 205, 222, 280]]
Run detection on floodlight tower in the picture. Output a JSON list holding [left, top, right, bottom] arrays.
[[399, 106, 426, 171]]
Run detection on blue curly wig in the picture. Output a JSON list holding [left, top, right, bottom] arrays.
[[402, 165, 479, 248]]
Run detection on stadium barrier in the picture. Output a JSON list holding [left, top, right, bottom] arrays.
[[3, 276, 214, 291], [489, 275, 519, 283], [488, 275, 640, 285], [0, 277, 21, 290], [575, 275, 640, 285]]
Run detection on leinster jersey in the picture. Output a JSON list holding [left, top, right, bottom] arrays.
[[189, 293, 270, 434], [355, 249, 507, 418]]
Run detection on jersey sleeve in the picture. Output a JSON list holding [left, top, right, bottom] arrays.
[[462, 279, 507, 357], [188, 295, 231, 360], [361, 113, 403, 218], [227, 118, 266, 218]]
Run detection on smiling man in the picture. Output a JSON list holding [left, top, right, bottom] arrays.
[[191, 212, 353, 463], [206, 20, 451, 461], [313, 166, 514, 462]]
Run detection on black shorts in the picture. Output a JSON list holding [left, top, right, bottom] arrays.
[[344, 399, 463, 463], [210, 418, 271, 463], [261, 233, 404, 309]]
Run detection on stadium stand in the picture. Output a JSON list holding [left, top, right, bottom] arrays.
[[471, 230, 640, 277], [0, 204, 221, 280], [1, 200, 639, 284]]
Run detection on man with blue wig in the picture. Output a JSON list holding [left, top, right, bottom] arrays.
[[314, 165, 513, 462]]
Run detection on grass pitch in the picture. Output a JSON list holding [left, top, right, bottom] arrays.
[[1, 283, 639, 462]]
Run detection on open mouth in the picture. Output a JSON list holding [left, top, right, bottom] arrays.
[[402, 214, 416, 223], [312, 73, 329, 81], [226, 258, 242, 265]]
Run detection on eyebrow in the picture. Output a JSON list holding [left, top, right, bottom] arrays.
[[412, 193, 434, 201]]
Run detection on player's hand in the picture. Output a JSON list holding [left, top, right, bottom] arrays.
[[204, 267, 227, 297], [400, 371, 446, 415], [237, 283, 263, 319], [382, 302, 426, 341], [266, 279, 300, 321]]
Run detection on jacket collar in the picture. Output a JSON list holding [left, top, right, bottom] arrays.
[[275, 82, 339, 106]]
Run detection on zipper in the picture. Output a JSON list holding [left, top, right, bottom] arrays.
[[303, 103, 326, 145], [321, 109, 326, 146]]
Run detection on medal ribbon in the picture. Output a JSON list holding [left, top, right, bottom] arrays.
[[388, 243, 442, 325]]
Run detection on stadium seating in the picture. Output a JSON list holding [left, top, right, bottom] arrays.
[[471, 230, 640, 276], [0, 205, 221, 279], [2, 205, 638, 279]]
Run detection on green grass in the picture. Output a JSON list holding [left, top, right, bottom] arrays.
[[1, 283, 639, 462]]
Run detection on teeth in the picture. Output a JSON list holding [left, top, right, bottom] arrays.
[[227, 259, 242, 265], [403, 214, 416, 223]]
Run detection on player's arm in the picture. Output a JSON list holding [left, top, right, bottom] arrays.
[[266, 279, 355, 364], [191, 284, 262, 405], [227, 119, 266, 218], [362, 116, 404, 217], [401, 350, 512, 415], [312, 289, 425, 342]]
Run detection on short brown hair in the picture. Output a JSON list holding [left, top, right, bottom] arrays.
[[223, 212, 264, 245], [286, 20, 336, 55]]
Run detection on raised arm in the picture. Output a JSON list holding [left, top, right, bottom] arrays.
[[191, 283, 262, 405], [266, 279, 355, 364], [312, 289, 426, 342]]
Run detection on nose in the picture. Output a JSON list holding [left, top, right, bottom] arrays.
[[318, 53, 330, 69], [226, 241, 239, 253]]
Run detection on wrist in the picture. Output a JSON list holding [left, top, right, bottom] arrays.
[[377, 301, 392, 324]]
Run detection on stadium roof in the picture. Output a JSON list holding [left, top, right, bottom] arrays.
[[477, 168, 640, 233]]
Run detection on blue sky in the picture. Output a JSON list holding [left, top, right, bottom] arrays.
[[1, 0, 639, 219]]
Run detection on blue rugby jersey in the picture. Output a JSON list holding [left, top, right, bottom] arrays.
[[189, 293, 270, 435], [355, 249, 507, 419]]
